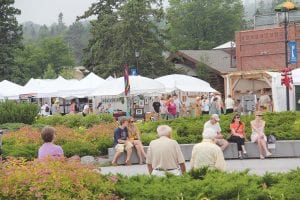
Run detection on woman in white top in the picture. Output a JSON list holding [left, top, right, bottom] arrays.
[[250, 111, 272, 159]]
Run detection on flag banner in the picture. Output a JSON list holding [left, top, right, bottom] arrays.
[[288, 41, 297, 64], [124, 64, 130, 96]]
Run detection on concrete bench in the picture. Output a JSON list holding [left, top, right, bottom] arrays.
[[108, 140, 300, 165]]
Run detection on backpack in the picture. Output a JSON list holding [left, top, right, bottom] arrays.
[[267, 134, 276, 144], [45, 105, 50, 112]]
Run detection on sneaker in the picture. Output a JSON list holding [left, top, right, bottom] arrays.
[[266, 152, 272, 157], [260, 155, 265, 159]]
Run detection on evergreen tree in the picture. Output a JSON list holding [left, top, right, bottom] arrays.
[[43, 64, 57, 79], [65, 21, 90, 65], [0, 0, 23, 81], [79, 0, 176, 78]]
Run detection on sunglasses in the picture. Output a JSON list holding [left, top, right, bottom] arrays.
[[235, 117, 240, 119], [256, 115, 263, 116]]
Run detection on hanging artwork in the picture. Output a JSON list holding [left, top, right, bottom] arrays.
[[138, 99, 144, 107], [144, 97, 149, 105]]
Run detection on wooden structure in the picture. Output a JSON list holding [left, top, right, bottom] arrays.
[[223, 70, 277, 99]]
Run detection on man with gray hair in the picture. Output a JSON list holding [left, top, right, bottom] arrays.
[[190, 128, 226, 171], [146, 125, 186, 176]]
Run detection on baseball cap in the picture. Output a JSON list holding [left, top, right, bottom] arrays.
[[211, 114, 220, 121]]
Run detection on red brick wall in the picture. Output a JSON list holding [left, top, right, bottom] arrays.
[[236, 24, 300, 71]]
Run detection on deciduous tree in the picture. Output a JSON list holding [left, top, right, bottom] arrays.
[[167, 0, 244, 50]]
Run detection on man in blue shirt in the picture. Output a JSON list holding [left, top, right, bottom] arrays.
[[111, 117, 133, 165]]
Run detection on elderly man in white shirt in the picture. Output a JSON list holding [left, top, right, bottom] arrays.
[[203, 114, 229, 151], [146, 125, 186, 176], [191, 128, 226, 171]]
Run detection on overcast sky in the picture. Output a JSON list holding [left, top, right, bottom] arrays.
[[14, 0, 170, 26], [14, 0, 97, 25]]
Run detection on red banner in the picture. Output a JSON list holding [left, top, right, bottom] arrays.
[[124, 64, 130, 96]]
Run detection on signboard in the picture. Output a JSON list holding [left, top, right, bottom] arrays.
[[288, 41, 297, 64], [130, 67, 137, 76]]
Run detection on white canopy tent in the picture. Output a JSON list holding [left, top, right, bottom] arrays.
[[56, 73, 106, 98], [292, 68, 300, 84], [0, 80, 26, 99], [22, 76, 73, 98], [155, 74, 217, 93], [91, 75, 166, 96]]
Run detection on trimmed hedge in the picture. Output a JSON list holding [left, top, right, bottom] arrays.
[[115, 169, 300, 199], [138, 111, 300, 145], [0, 101, 39, 124], [35, 113, 115, 128]]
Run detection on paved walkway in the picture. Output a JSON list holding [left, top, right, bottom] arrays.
[[100, 158, 300, 176]]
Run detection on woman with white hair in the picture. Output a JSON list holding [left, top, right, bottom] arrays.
[[146, 125, 186, 176], [190, 128, 226, 171]]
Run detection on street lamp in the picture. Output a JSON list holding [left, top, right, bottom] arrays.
[[135, 50, 140, 75], [275, 1, 297, 111]]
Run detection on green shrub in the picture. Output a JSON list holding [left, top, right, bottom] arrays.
[[2, 124, 117, 159], [114, 169, 300, 199], [35, 114, 115, 128], [137, 112, 300, 143], [0, 158, 115, 199], [0, 123, 26, 131], [0, 101, 39, 124]]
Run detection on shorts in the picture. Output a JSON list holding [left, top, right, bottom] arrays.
[[251, 133, 267, 143], [115, 142, 133, 153], [152, 168, 181, 176], [215, 139, 228, 146]]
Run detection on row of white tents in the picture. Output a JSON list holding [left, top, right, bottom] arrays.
[[0, 73, 217, 100]]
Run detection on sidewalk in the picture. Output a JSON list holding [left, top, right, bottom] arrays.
[[100, 158, 300, 176]]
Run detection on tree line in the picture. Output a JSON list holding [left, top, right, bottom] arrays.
[[1, 0, 245, 85]]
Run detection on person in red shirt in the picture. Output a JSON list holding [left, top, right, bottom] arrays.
[[167, 98, 177, 120], [228, 114, 247, 159]]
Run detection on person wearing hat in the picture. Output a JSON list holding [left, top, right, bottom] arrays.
[[250, 111, 272, 159], [203, 114, 229, 151], [191, 128, 226, 171], [146, 125, 186, 176]]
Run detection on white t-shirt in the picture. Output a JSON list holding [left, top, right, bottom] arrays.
[[225, 98, 235, 109], [203, 121, 221, 134]]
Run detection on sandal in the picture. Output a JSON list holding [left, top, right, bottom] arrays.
[[125, 160, 131, 166]]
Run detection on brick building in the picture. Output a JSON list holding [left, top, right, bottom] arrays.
[[236, 23, 300, 71]]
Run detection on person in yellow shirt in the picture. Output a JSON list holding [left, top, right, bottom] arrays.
[[190, 128, 226, 171], [127, 117, 147, 164]]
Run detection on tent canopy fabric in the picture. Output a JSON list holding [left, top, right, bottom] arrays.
[[22, 76, 74, 98], [292, 68, 300, 84], [0, 80, 25, 99], [155, 74, 216, 93], [57, 73, 106, 98], [91, 75, 166, 96]]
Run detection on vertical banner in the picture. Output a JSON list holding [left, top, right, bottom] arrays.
[[124, 64, 130, 96], [288, 41, 297, 64]]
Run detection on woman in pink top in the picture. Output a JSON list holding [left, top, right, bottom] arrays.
[[38, 126, 64, 160], [167, 98, 177, 120]]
